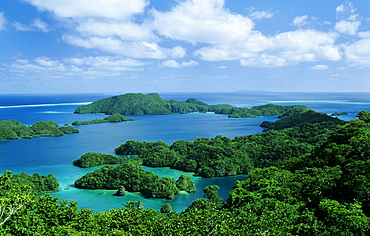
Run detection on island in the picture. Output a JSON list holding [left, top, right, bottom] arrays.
[[1, 111, 369, 235], [72, 152, 131, 168], [74, 93, 310, 117], [73, 158, 195, 199], [72, 113, 135, 125], [331, 112, 348, 116], [0, 120, 79, 140]]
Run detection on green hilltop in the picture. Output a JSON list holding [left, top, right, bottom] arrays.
[[74, 92, 311, 118]]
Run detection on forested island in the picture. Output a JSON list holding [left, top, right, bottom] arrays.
[[0, 120, 79, 140], [72, 113, 134, 125], [74, 92, 310, 118], [1, 110, 369, 235], [72, 152, 131, 167], [331, 112, 348, 116], [72, 152, 195, 199]]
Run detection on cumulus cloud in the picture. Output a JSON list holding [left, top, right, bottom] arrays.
[[249, 10, 273, 20], [18, 0, 367, 70], [293, 15, 308, 27], [75, 19, 156, 42], [152, 0, 254, 44], [197, 29, 341, 67], [310, 64, 329, 70], [334, 2, 360, 35], [335, 20, 360, 35], [345, 38, 370, 67], [23, 0, 148, 20], [63, 35, 186, 59], [0, 12, 7, 30], [162, 60, 198, 68], [13, 19, 49, 32]]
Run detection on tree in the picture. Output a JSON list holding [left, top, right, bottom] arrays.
[[357, 110, 370, 123], [114, 186, 126, 196], [203, 185, 223, 203], [0, 171, 33, 226], [160, 203, 173, 213]]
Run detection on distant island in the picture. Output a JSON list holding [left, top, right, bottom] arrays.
[[0, 120, 79, 140], [74, 93, 310, 118], [331, 112, 348, 116], [72, 113, 135, 125]]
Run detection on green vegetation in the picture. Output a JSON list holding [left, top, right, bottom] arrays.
[[1, 112, 369, 234], [260, 110, 345, 130], [0, 111, 370, 236], [72, 152, 131, 168], [72, 113, 134, 125], [228, 103, 310, 118], [160, 203, 173, 213], [74, 162, 195, 199], [114, 110, 344, 177], [0, 120, 79, 140], [74, 93, 310, 118], [114, 186, 126, 196], [331, 112, 348, 116], [9, 172, 59, 194]]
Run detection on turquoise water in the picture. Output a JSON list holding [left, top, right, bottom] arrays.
[[1, 92, 369, 212]]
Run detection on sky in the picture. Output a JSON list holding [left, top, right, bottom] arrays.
[[0, 0, 369, 94]]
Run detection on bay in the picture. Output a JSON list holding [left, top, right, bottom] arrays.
[[1, 92, 369, 212]]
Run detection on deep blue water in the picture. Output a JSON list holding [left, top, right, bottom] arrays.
[[1, 92, 369, 212]]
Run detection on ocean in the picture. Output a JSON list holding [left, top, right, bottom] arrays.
[[0, 92, 369, 212]]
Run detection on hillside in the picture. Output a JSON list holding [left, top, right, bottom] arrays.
[[74, 93, 310, 117]]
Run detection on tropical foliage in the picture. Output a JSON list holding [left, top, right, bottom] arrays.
[[72, 152, 130, 168], [74, 161, 195, 199], [115, 111, 344, 177], [0, 120, 79, 140], [1, 111, 369, 235], [74, 93, 310, 118], [72, 113, 134, 125]]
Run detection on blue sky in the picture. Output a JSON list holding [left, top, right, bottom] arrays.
[[0, 0, 369, 93]]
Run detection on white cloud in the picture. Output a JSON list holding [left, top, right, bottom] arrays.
[[13, 19, 49, 32], [293, 15, 308, 27], [358, 31, 370, 38], [336, 2, 357, 15], [34, 57, 60, 67], [334, 2, 360, 35], [345, 38, 370, 67], [162, 60, 198, 68], [5, 55, 148, 80], [335, 20, 360, 35], [310, 64, 329, 70], [196, 29, 341, 67], [75, 19, 156, 42], [32, 19, 49, 32], [65, 56, 147, 68], [63, 35, 180, 59], [23, 0, 148, 20], [0, 12, 7, 30], [249, 11, 273, 21], [152, 0, 254, 44]]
